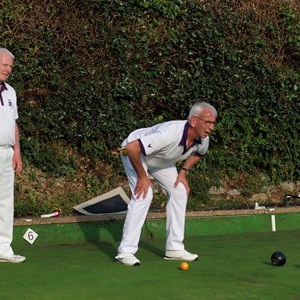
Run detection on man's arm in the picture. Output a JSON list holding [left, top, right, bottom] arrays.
[[174, 153, 202, 194], [125, 140, 152, 199], [12, 122, 23, 173]]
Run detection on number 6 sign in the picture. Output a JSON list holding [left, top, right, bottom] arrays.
[[23, 228, 38, 244]]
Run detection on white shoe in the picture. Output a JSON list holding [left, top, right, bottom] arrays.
[[0, 255, 26, 263], [115, 253, 140, 266], [164, 250, 198, 261]]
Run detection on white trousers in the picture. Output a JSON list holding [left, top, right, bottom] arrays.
[[0, 147, 15, 257], [118, 155, 188, 254]]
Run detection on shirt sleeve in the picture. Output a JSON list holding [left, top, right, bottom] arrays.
[[196, 136, 210, 156]]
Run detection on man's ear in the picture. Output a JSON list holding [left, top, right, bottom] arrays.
[[189, 116, 197, 128]]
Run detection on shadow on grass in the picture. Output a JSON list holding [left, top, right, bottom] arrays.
[[262, 261, 273, 266], [294, 264, 300, 269], [76, 217, 163, 261]]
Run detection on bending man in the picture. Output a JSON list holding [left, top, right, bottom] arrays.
[[116, 102, 217, 266]]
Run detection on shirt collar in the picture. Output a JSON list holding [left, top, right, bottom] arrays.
[[179, 121, 202, 146], [0, 82, 7, 106], [0, 82, 7, 92]]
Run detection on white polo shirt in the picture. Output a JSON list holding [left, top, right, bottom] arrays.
[[0, 82, 18, 146], [122, 120, 209, 168]]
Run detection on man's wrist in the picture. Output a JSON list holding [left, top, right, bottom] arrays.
[[180, 167, 189, 174]]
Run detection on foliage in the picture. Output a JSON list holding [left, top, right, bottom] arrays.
[[0, 0, 299, 216]]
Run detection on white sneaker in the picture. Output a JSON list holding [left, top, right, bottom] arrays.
[[164, 250, 198, 261], [115, 253, 140, 266], [0, 255, 26, 263]]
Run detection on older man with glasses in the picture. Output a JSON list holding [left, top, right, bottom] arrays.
[[115, 102, 217, 266], [0, 48, 25, 263]]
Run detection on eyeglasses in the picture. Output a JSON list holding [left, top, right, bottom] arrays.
[[194, 116, 216, 127]]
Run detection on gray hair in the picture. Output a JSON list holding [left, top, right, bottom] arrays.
[[0, 48, 15, 59], [188, 102, 217, 120]]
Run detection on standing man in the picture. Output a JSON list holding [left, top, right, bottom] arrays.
[[0, 48, 25, 263], [116, 102, 217, 266]]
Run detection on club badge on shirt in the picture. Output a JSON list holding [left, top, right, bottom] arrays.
[[8, 99, 13, 108]]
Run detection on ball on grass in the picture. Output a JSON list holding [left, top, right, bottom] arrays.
[[180, 261, 189, 271], [271, 251, 286, 266]]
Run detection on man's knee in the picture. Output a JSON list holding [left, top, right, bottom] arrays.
[[130, 187, 154, 206], [169, 183, 188, 200]]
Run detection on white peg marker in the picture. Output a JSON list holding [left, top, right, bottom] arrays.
[[271, 215, 276, 232]]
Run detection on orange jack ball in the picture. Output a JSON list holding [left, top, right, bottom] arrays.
[[180, 261, 189, 271]]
